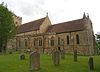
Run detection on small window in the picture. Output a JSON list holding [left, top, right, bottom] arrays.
[[58, 47, 61, 52], [51, 39, 54, 46], [58, 37, 60, 45], [15, 22, 17, 24], [76, 34, 80, 44], [39, 38, 42, 46], [50, 37, 55, 46], [67, 36, 69, 44]]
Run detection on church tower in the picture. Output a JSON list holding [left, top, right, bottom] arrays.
[[12, 13, 22, 26]]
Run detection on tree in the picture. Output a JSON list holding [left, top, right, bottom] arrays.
[[95, 34, 100, 54], [0, 3, 16, 53], [96, 34, 100, 45]]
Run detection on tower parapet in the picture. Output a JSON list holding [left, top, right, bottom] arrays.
[[12, 13, 22, 26]]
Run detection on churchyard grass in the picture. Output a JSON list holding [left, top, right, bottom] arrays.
[[0, 53, 100, 72]]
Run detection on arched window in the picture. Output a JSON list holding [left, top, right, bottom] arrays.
[[50, 37, 54, 46], [39, 38, 42, 46], [76, 34, 80, 44], [34, 38, 37, 47], [58, 37, 60, 45], [67, 35, 69, 44], [51, 39, 54, 46]]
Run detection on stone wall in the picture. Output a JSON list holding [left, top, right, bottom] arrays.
[[40, 16, 51, 33], [43, 30, 94, 55]]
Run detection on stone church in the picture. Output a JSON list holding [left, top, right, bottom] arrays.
[[7, 13, 95, 55]]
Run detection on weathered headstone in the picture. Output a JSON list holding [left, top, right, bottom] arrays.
[[9, 51, 12, 54], [52, 51, 60, 66], [61, 50, 65, 59], [74, 50, 77, 62], [19, 53, 25, 60], [29, 51, 40, 71], [88, 57, 94, 70]]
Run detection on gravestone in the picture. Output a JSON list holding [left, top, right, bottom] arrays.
[[29, 51, 40, 71], [61, 50, 65, 59], [74, 50, 77, 62], [19, 53, 25, 60], [9, 51, 12, 54], [88, 57, 94, 70], [52, 51, 60, 66]]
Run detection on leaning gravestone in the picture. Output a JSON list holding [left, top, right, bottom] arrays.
[[19, 53, 25, 60], [29, 51, 40, 71], [61, 50, 65, 59], [74, 50, 77, 62], [52, 51, 60, 66], [88, 57, 94, 71]]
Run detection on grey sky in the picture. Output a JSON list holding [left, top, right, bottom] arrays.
[[0, 0, 100, 34]]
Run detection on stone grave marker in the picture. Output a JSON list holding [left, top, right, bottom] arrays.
[[19, 53, 25, 60], [9, 51, 12, 54], [52, 51, 60, 66], [29, 51, 40, 71], [88, 57, 94, 71], [74, 50, 77, 62]]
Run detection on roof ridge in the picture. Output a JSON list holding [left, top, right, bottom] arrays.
[[22, 17, 46, 25], [53, 18, 83, 26], [46, 18, 85, 33]]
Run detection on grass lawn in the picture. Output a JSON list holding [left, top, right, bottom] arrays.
[[0, 53, 100, 72]]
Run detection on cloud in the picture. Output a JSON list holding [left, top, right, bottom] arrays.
[[16, 0, 45, 16], [0, 0, 46, 16], [0, 0, 47, 23], [0, 0, 100, 33], [16, 0, 47, 23]]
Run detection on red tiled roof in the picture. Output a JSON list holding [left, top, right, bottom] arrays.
[[46, 18, 85, 33], [17, 17, 46, 34]]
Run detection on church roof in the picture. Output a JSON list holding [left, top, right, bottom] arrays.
[[46, 18, 85, 33], [17, 17, 46, 34]]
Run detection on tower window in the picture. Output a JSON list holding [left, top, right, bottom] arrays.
[[15, 22, 17, 24]]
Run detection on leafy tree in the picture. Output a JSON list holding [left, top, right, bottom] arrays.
[[95, 34, 100, 54], [0, 3, 16, 53], [96, 34, 100, 43]]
